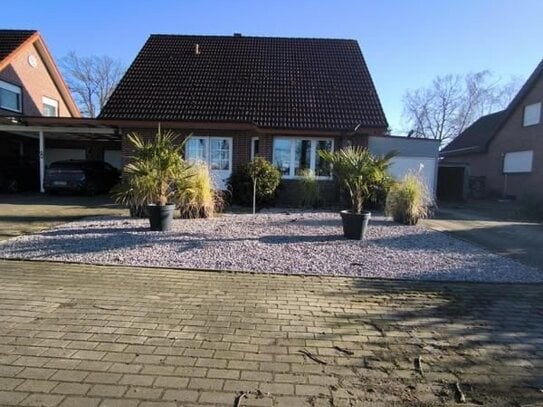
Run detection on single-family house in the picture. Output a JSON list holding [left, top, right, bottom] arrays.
[[440, 59, 543, 201], [100, 34, 438, 203]]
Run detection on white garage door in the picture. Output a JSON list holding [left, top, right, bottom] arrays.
[[104, 150, 122, 169], [45, 148, 85, 166], [388, 157, 436, 196]]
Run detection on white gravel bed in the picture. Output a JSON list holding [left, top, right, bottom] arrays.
[[0, 211, 541, 282]]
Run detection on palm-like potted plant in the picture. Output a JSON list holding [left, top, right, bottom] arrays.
[[113, 130, 191, 231], [320, 146, 396, 239]]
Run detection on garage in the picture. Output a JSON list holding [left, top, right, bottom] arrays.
[[0, 116, 121, 193], [367, 135, 439, 197]]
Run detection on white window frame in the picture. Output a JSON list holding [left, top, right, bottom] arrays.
[[272, 136, 334, 180], [251, 137, 259, 159], [42, 96, 59, 117], [503, 150, 534, 174], [185, 136, 233, 171], [0, 80, 22, 113], [523, 102, 541, 127]]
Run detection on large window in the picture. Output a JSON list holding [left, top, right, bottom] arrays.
[[503, 150, 533, 173], [42, 96, 58, 117], [0, 80, 22, 112], [185, 136, 231, 171], [273, 137, 333, 179], [523, 103, 541, 126]]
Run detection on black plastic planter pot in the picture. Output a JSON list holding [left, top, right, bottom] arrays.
[[340, 210, 371, 240], [147, 204, 175, 231]]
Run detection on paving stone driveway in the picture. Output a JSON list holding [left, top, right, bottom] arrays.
[[0, 260, 542, 406]]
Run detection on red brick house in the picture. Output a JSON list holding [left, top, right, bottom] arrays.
[[0, 30, 121, 191], [99, 34, 438, 202], [441, 59, 543, 200], [0, 29, 79, 118]]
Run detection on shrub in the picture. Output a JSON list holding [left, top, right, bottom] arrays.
[[385, 172, 433, 225], [112, 130, 191, 207], [228, 157, 281, 207], [175, 163, 223, 218], [366, 173, 397, 211], [319, 147, 397, 213], [299, 169, 320, 208]]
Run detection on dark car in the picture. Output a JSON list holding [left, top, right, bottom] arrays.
[[0, 156, 39, 192], [44, 160, 120, 195]]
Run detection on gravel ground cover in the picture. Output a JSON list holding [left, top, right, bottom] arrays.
[[0, 211, 541, 282]]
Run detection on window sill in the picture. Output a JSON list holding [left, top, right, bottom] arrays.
[[281, 176, 334, 181]]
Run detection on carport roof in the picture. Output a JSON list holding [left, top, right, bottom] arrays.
[[0, 116, 121, 141]]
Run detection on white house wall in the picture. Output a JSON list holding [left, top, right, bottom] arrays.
[[367, 136, 440, 197]]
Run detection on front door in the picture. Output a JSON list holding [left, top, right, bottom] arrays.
[[185, 136, 233, 190]]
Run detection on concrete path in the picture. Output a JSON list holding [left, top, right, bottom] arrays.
[[424, 206, 543, 270], [0, 260, 542, 406]]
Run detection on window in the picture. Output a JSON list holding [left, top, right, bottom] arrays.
[[209, 139, 230, 170], [503, 150, 533, 173], [42, 96, 58, 117], [186, 138, 207, 162], [523, 103, 541, 126], [272, 137, 333, 179], [185, 137, 231, 171], [0, 80, 22, 112], [251, 137, 260, 159]]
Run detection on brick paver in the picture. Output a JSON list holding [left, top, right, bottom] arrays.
[[0, 259, 542, 406]]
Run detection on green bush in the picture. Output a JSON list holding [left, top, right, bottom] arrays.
[[319, 147, 397, 213], [385, 172, 433, 225], [366, 173, 397, 211], [228, 157, 281, 207]]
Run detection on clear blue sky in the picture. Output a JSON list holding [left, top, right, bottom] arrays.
[[2, 0, 542, 132]]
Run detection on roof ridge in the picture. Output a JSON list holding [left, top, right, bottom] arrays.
[[148, 33, 358, 42]]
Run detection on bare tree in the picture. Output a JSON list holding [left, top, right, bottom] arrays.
[[402, 71, 523, 145], [60, 52, 125, 118]]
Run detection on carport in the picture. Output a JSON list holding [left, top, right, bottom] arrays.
[[0, 116, 120, 192]]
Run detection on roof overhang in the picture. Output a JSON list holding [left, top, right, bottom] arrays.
[[97, 118, 385, 136], [439, 145, 484, 157], [0, 116, 120, 142]]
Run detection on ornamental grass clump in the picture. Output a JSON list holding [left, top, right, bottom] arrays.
[[385, 172, 433, 225], [299, 169, 320, 208], [175, 163, 223, 218]]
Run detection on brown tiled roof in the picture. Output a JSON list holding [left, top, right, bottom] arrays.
[[0, 29, 36, 62], [99, 34, 388, 131], [441, 110, 507, 156]]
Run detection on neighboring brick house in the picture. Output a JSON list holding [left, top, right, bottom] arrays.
[[100, 34, 438, 203], [441, 59, 543, 200], [0, 29, 79, 118], [0, 30, 122, 191]]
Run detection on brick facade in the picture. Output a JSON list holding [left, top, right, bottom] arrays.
[[0, 42, 72, 117], [445, 74, 543, 199], [118, 125, 382, 205]]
